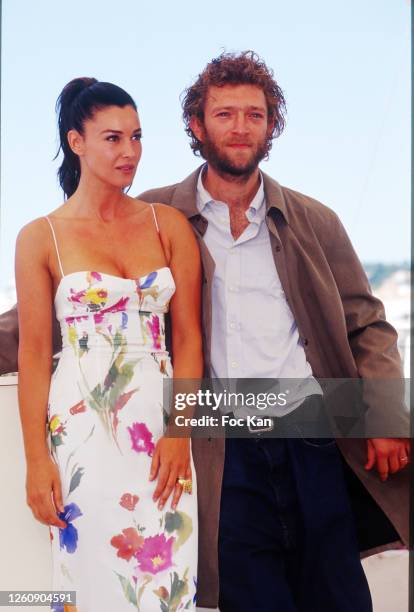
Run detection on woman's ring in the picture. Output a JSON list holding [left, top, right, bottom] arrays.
[[177, 478, 192, 494]]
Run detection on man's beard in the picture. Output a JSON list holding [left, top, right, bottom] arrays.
[[200, 132, 269, 180]]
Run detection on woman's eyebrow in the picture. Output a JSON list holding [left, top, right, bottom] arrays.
[[99, 127, 142, 135]]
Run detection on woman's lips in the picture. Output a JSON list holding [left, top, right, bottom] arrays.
[[116, 165, 135, 173]]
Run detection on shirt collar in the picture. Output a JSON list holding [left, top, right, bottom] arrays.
[[196, 164, 265, 223]]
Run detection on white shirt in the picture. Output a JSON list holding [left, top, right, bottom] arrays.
[[196, 168, 321, 416]]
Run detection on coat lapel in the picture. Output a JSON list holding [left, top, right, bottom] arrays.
[[170, 165, 215, 370]]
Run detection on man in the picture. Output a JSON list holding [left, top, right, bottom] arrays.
[[0, 52, 410, 610], [138, 52, 410, 611]]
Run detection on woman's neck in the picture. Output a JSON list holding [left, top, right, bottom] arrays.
[[68, 177, 127, 222]]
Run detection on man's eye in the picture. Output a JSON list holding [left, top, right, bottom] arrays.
[[217, 112, 230, 117], [251, 113, 264, 119]]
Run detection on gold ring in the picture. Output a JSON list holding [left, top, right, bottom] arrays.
[[177, 478, 192, 494]]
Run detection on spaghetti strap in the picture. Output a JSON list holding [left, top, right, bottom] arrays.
[[149, 203, 169, 264], [150, 203, 160, 233], [45, 216, 65, 278]]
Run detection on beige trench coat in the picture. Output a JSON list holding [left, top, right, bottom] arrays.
[[0, 166, 409, 609]]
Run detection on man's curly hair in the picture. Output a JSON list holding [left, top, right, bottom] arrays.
[[181, 51, 287, 158]]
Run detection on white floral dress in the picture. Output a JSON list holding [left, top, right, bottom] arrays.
[[46, 240, 197, 612]]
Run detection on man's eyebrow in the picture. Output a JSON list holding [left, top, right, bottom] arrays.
[[100, 128, 142, 134], [212, 105, 266, 111]]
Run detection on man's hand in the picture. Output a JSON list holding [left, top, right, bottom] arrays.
[[365, 438, 411, 481]]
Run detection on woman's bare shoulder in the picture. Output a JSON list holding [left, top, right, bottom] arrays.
[[17, 216, 51, 242]]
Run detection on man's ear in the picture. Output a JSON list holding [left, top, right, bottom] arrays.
[[189, 116, 204, 143], [67, 129, 84, 156]]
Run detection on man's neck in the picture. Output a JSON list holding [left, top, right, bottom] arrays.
[[202, 164, 261, 212]]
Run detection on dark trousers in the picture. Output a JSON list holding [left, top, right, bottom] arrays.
[[218, 435, 373, 612]]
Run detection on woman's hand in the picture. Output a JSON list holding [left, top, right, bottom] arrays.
[[26, 455, 67, 528], [149, 437, 192, 511]]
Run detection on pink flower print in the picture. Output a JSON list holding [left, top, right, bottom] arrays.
[[128, 422, 155, 456], [134, 534, 175, 575], [87, 271, 103, 284], [93, 297, 129, 325], [119, 493, 139, 511], [65, 315, 89, 325], [146, 314, 161, 350], [110, 527, 144, 562]]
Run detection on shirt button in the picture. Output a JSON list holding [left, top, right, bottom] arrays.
[[231, 361, 239, 369], [275, 245, 281, 252], [229, 322, 236, 330], [229, 285, 237, 292]]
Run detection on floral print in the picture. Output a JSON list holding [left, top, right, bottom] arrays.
[[135, 533, 175, 574], [58, 503, 83, 554], [111, 527, 145, 561], [111, 510, 194, 610], [128, 422, 155, 456], [49, 414, 67, 448], [48, 268, 197, 610], [119, 493, 139, 511]]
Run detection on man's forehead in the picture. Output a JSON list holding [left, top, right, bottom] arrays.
[[205, 84, 266, 108]]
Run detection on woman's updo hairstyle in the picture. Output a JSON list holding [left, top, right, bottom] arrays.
[[55, 77, 137, 199]]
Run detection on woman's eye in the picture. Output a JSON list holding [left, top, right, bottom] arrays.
[[106, 135, 119, 142], [132, 133, 142, 141]]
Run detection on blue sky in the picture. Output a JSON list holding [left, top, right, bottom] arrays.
[[0, 0, 410, 288]]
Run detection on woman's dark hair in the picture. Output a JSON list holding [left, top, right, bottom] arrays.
[[55, 77, 137, 198], [181, 51, 286, 159]]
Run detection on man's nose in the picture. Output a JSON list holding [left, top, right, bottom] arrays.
[[232, 112, 249, 134]]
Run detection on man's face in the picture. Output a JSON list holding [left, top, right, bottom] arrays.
[[191, 84, 272, 177]]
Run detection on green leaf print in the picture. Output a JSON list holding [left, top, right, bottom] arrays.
[[77, 327, 142, 448], [108, 359, 139, 410], [164, 511, 193, 552], [113, 330, 125, 350], [152, 570, 190, 612], [89, 384, 106, 411], [68, 466, 85, 495], [168, 569, 189, 610], [115, 573, 138, 608], [164, 512, 183, 533]]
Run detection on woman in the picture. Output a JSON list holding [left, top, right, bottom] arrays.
[[15, 78, 202, 611]]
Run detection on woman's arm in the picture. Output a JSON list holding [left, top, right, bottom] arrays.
[[15, 219, 66, 528], [149, 205, 203, 510]]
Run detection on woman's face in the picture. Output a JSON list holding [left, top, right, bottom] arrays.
[[70, 104, 142, 189]]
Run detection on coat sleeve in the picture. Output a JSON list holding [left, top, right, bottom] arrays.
[[323, 211, 403, 379], [0, 304, 62, 375], [0, 305, 19, 374], [322, 212, 407, 437]]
